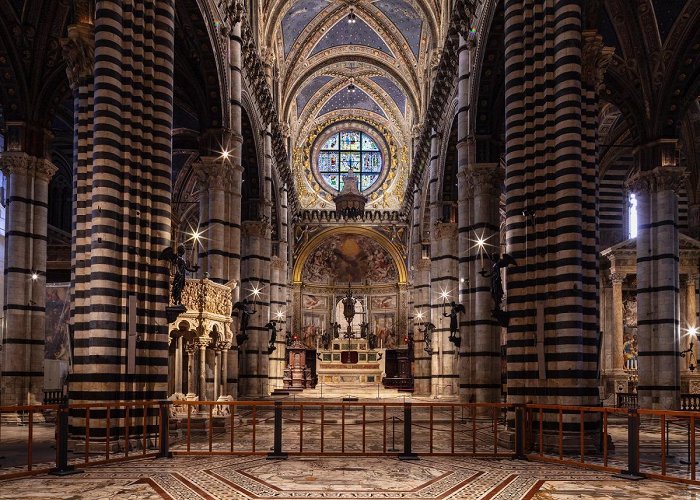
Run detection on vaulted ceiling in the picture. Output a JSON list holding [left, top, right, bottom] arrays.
[[263, 0, 442, 211]]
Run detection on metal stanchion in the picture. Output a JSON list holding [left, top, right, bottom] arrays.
[[388, 416, 399, 452], [514, 404, 526, 460], [614, 408, 645, 480], [267, 401, 288, 459], [50, 403, 82, 476], [398, 402, 418, 460], [156, 400, 173, 459]]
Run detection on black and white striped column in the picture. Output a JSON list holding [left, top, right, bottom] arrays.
[[69, 0, 175, 419], [411, 188, 432, 395], [466, 164, 503, 403], [628, 140, 685, 409], [505, 0, 599, 407], [0, 152, 56, 405]]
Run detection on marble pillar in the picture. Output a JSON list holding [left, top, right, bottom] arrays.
[[0, 152, 56, 406]]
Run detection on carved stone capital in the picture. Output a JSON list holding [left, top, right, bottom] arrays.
[[259, 45, 275, 68], [432, 221, 458, 240], [193, 157, 238, 192], [626, 167, 687, 195], [0, 152, 57, 181], [270, 255, 286, 270], [610, 272, 626, 285], [581, 30, 614, 93], [242, 220, 271, 238], [224, 0, 245, 24], [61, 23, 94, 90], [466, 163, 503, 197], [415, 258, 431, 271]]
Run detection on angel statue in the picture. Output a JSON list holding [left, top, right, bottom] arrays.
[[265, 320, 278, 354], [444, 301, 465, 348], [160, 244, 199, 306], [233, 298, 256, 346], [420, 322, 436, 356], [479, 253, 517, 325]]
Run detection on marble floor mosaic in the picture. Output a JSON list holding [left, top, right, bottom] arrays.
[[0, 455, 698, 499]]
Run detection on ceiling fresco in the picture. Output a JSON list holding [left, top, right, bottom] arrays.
[[281, 0, 330, 56], [318, 87, 387, 119], [370, 76, 406, 115], [296, 75, 334, 117], [309, 16, 395, 58], [372, 0, 423, 58]]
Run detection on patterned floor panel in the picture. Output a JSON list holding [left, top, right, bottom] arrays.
[[0, 455, 698, 499]]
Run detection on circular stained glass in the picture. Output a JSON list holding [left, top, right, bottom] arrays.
[[317, 131, 383, 192]]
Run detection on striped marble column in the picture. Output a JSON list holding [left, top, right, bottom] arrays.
[[466, 164, 503, 403], [69, 0, 175, 426], [195, 156, 233, 284], [268, 256, 287, 390], [504, 1, 602, 409], [411, 189, 431, 395], [628, 141, 685, 409], [431, 222, 459, 397], [224, 20, 244, 398], [239, 221, 272, 397], [0, 153, 56, 405], [456, 34, 474, 402]]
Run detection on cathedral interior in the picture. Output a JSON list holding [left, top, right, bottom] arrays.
[[1, 0, 700, 498]]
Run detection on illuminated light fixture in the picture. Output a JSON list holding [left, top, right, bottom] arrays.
[[275, 309, 285, 321], [347, 8, 357, 24], [219, 149, 231, 161], [31, 272, 39, 281], [414, 310, 424, 322]]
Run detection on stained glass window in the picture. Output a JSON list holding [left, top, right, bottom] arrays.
[[317, 131, 383, 192]]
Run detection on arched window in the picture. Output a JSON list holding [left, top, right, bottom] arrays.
[[629, 193, 638, 238], [317, 131, 383, 192]]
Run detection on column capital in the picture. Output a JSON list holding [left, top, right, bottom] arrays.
[[223, 0, 245, 24], [61, 23, 95, 90], [466, 163, 504, 197], [432, 221, 457, 240], [0, 152, 57, 180], [581, 30, 614, 93], [610, 272, 626, 285], [270, 256, 286, 270], [626, 166, 687, 195], [194, 156, 240, 192], [242, 219, 272, 238]]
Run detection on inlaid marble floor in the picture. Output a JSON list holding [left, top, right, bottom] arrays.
[[0, 455, 697, 499]]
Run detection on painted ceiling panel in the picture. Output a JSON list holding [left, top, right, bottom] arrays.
[[651, 0, 688, 43], [296, 75, 334, 116], [370, 75, 406, 114], [318, 87, 387, 118], [373, 0, 423, 58], [310, 16, 394, 58], [282, 0, 329, 56]]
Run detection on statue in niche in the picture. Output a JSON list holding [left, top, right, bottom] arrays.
[[330, 321, 341, 339], [360, 321, 369, 339]]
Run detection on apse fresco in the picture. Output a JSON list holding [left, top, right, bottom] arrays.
[[302, 234, 398, 284]]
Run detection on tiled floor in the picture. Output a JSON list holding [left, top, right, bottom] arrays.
[[0, 455, 698, 499]]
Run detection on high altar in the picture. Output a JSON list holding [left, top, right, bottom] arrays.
[[287, 227, 411, 393]]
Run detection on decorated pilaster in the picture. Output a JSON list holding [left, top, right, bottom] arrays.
[[0, 153, 56, 405]]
